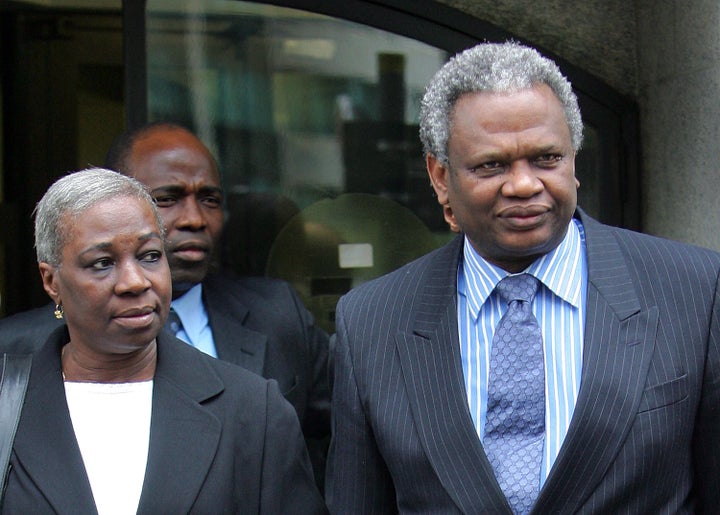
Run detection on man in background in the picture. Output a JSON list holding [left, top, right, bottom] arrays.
[[107, 122, 330, 486]]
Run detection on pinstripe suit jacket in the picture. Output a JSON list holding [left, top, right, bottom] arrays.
[[326, 210, 720, 514]]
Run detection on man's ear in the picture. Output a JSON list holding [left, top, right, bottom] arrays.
[[39, 262, 60, 304], [427, 154, 461, 233], [427, 154, 449, 206]]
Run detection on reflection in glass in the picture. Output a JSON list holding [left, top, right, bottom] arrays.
[[146, 0, 450, 323], [145, 0, 611, 326]]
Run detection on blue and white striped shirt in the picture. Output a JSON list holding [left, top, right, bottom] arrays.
[[457, 218, 587, 483]]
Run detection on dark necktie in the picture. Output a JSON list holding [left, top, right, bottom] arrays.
[[164, 308, 183, 336], [484, 273, 545, 515]]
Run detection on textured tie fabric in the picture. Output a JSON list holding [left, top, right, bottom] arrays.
[[164, 308, 183, 336], [484, 274, 545, 515]]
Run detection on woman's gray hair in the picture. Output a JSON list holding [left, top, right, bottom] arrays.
[[419, 41, 584, 166], [34, 167, 164, 266]]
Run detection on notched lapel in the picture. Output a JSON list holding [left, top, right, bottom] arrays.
[[215, 321, 267, 376], [204, 283, 268, 376], [137, 338, 224, 514], [395, 237, 512, 514], [534, 214, 660, 514]]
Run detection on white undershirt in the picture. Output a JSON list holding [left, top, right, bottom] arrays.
[[64, 380, 153, 515]]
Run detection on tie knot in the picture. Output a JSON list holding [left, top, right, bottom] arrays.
[[165, 308, 183, 334], [495, 273, 539, 304]]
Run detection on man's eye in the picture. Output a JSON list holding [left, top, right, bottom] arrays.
[[153, 196, 176, 207], [469, 162, 504, 175], [535, 154, 563, 167], [201, 196, 222, 208]]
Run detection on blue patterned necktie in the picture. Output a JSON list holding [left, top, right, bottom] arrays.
[[484, 273, 545, 515], [164, 308, 183, 336]]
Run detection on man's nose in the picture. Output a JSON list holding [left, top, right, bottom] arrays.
[[177, 197, 207, 230], [502, 161, 543, 198]]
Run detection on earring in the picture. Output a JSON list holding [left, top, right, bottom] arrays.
[[54, 304, 64, 319]]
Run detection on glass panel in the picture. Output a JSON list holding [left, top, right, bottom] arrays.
[[145, 0, 614, 332], [146, 0, 450, 332], [0, 2, 122, 315]]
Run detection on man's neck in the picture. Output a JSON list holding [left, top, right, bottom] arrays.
[[171, 281, 201, 300]]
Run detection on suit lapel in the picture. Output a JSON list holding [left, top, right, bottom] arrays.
[[137, 334, 223, 514], [202, 276, 267, 376], [534, 213, 659, 513], [395, 237, 512, 514], [12, 329, 98, 513]]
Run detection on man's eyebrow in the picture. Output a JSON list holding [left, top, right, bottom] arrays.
[[197, 186, 223, 195], [149, 185, 222, 195], [150, 185, 184, 195]]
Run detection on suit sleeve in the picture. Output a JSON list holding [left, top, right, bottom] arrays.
[[326, 299, 397, 514], [260, 380, 328, 514], [283, 282, 331, 490], [693, 267, 720, 513], [286, 283, 331, 438]]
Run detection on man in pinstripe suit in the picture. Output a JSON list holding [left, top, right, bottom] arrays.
[[326, 41, 720, 514]]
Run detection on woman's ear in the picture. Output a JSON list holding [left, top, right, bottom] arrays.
[[39, 262, 60, 304]]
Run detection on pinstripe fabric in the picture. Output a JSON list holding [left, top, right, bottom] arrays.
[[458, 219, 586, 484], [327, 210, 720, 514]]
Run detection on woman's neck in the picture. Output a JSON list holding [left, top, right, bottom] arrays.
[[61, 340, 157, 383]]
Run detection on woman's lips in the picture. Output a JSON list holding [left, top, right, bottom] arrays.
[[115, 307, 156, 328]]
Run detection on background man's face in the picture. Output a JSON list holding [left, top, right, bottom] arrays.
[[129, 128, 224, 294]]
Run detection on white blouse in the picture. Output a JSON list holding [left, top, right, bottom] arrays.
[[64, 380, 153, 515]]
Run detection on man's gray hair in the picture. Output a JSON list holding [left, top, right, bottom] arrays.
[[34, 167, 164, 266], [419, 41, 584, 165]]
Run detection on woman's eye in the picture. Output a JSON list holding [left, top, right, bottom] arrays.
[[141, 251, 162, 263], [91, 258, 113, 270]]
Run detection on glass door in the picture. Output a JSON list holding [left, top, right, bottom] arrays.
[[143, 0, 637, 332]]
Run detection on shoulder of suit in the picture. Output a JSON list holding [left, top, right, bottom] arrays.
[[600, 222, 720, 264], [203, 271, 296, 301], [158, 333, 272, 395]]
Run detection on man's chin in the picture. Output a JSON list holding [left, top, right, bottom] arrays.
[[171, 280, 201, 297], [170, 266, 208, 296]]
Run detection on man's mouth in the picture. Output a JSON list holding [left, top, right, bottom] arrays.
[[171, 241, 210, 262], [173, 247, 208, 261], [499, 206, 550, 229]]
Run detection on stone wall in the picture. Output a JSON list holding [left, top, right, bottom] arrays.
[[437, 0, 720, 251], [437, 0, 638, 97]]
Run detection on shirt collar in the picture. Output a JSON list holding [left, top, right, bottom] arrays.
[[460, 218, 585, 318], [170, 283, 206, 342]]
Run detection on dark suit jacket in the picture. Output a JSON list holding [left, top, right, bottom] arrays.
[[0, 302, 61, 354], [4, 327, 327, 514], [201, 273, 330, 443], [0, 272, 330, 485], [326, 210, 720, 514]]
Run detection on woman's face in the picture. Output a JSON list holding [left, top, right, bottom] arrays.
[[39, 196, 171, 356]]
